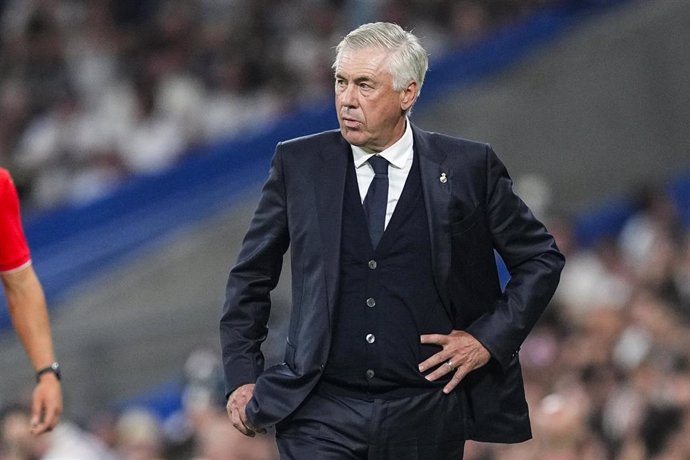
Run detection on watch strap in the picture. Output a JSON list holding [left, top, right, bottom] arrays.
[[36, 362, 61, 382]]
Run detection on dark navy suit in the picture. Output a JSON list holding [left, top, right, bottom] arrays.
[[220, 124, 564, 443]]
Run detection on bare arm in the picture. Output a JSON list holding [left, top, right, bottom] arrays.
[[2, 265, 62, 434]]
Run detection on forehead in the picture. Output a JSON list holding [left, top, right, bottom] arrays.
[[335, 47, 392, 79]]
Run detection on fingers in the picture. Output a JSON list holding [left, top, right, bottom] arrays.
[[227, 398, 255, 437], [421, 359, 469, 393], [31, 379, 62, 435], [418, 330, 459, 374], [421, 355, 473, 394], [239, 405, 266, 435], [443, 364, 469, 394], [418, 351, 452, 374], [228, 401, 255, 437], [30, 404, 59, 435], [226, 384, 265, 437], [420, 355, 458, 383], [30, 394, 45, 434], [418, 330, 492, 392], [419, 333, 448, 346], [236, 400, 266, 436]]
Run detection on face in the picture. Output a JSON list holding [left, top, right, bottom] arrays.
[[334, 47, 417, 152]]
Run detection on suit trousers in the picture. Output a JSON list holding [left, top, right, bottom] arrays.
[[274, 384, 466, 460]]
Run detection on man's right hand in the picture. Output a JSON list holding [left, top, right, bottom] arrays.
[[226, 383, 264, 437]]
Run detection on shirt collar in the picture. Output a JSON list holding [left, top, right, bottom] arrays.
[[351, 119, 413, 170]]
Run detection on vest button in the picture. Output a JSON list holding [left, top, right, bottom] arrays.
[[368, 259, 377, 269], [365, 333, 375, 344], [366, 298, 376, 308], [365, 369, 375, 379]]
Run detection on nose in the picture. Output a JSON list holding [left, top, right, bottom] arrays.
[[339, 83, 358, 110]]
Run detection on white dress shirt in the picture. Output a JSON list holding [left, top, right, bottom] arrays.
[[350, 120, 414, 229]]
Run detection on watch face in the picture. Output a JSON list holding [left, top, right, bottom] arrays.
[[51, 362, 61, 378], [37, 362, 61, 381]]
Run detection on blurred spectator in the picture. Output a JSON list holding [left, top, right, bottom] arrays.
[[0, 403, 114, 460], [114, 407, 164, 460], [619, 184, 681, 273], [0, 404, 34, 460]]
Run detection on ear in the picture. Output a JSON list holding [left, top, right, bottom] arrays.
[[400, 81, 419, 111]]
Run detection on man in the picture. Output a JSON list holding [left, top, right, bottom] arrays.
[[221, 22, 564, 459], [0, 168, 62, 435]]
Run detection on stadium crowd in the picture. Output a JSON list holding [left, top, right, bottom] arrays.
[[3, 0, 690, 460], [472, 185, 690, 459], [0, 0, 564, 210]]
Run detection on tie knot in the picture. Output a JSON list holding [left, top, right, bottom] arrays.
[[368, 156, 389, 175]]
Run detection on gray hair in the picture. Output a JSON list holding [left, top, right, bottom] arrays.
[[333, 22, 429, 97]]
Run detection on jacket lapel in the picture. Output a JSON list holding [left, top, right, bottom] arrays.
[[312, 134, 350, 321], [413, 126, 453, 318]]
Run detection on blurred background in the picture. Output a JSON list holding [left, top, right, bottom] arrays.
[[1, 0, 689, 459]]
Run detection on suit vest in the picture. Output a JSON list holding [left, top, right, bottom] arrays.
[[321, 151, 453, 398]]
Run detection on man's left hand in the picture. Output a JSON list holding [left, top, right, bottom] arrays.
[[418, 330, 491, 394], [31, 374, 62, 435]]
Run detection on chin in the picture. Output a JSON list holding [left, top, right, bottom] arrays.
[[341, 130, 363, 146]]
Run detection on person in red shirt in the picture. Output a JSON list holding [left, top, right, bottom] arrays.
[[0, 168, 62, 434]]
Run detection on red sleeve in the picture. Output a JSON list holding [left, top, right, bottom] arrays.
[[0, 168, 31, 273]]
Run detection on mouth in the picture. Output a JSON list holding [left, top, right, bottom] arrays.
[[341, 116, 362, 129]]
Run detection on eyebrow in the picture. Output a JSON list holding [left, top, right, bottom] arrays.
[[334, 72, 376, 85]]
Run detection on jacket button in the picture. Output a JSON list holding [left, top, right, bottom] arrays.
[[365, 334, 375, 344], [366, 298, 376, 308], [368, 260, 377, 269], [365, 369, 375, 379]]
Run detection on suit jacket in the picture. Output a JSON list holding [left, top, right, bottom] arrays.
[[220, 124, 565, 443]]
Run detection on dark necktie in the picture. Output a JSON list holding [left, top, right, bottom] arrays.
[[363, 155, 389, 248]]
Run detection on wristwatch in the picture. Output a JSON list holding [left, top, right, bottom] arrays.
[[36, 362, 61, 382]]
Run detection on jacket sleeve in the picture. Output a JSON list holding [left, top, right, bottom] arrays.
[[466, 145, 565, 370], [220, 146, 290, 397]]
